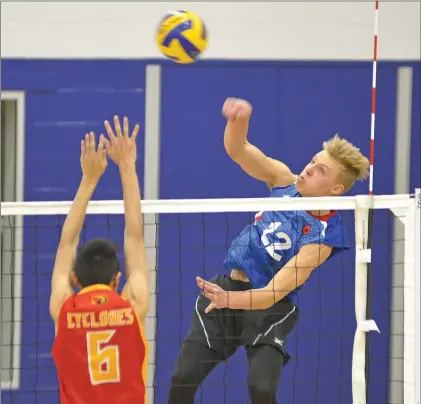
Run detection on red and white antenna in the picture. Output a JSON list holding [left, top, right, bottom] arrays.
[[369, 1, 379, 195]]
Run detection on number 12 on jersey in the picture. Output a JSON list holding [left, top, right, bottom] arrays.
[[86, 330, 121, 385], [260, 220, 292, 261]]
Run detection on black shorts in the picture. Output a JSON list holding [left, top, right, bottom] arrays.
[[185, 275, 299, 364]]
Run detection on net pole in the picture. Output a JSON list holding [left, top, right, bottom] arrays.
[[365, 1, 380, 401], [415, 189, 421, 404]]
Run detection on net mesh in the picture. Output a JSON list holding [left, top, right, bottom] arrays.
[[0, 196, 418, 404]]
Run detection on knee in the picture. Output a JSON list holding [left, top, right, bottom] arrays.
[[247, 377, 278, 400], [171, 364, 198, 388]]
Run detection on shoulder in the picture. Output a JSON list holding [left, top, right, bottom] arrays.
[[269, 182, 300, 198], [322, 212, 350, 249], [265, 158, 297, 189], [120, 278, 149, 323], [297, 211, 349, 254], [52, 292, 74, 324], [53, 294, 75, 337], [120, 296, 146, 329]]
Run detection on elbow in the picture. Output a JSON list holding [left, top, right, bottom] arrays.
[[225, 143, 246, 163], [138, 299, 150, 319], [224, 144, 239, 159], [125, 227, 143, 241], [261, 299, 273, 310], [295, 271, 312, 289], [59, 233, 79, 249], [260, 287, 281, 309]]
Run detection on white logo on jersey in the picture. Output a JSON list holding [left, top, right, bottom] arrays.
[[320, 220, 328, 238], [261, 222, 292, 261], [274, 337, 283, 347]]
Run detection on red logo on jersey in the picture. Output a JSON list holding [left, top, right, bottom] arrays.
[[303, 225, 311, 235], [254, 211, 264, 224], [92, 295, 108, 305]]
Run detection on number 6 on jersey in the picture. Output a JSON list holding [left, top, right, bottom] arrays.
[[87, 330, 120, 385]]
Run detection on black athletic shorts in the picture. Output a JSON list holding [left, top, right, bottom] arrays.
[[185, 275, 299, 364]]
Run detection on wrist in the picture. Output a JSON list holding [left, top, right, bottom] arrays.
[[81, 175, 100, 188], [228, 115, 250, 126], [118, 161, 136, 173]]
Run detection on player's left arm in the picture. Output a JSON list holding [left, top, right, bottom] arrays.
[[49, 133, 107, 324], [197, 244, 332, 312]]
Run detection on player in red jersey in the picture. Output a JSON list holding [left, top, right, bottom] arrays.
[[50, 116, 150, 404]]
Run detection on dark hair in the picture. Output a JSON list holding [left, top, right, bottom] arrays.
[[74, 238, 120, 288]]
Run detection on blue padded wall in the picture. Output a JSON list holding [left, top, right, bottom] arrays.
[[1, 59, 420, 404]]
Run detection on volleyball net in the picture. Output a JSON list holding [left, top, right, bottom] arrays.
[[1, 191, 420, 404]]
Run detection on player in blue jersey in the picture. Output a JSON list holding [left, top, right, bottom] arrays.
[[168, 98, 370, 404]]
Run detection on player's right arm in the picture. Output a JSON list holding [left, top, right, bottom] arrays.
[[104, 116, 150, 323], [223, 98, 296, 188]]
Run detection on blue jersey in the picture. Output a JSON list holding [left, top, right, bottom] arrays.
[[224, 184, 350, 295]]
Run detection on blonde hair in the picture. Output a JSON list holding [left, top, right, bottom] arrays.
[[323, 134, 370, 191]]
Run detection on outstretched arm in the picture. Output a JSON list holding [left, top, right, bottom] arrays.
[[223, 98, 296, 188], [50, 133, 107, 324], [104, 116, 149, 323], [197, 244, 332, 312]]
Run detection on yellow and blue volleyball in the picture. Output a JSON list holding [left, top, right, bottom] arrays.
[[156, 10, 208, 64]]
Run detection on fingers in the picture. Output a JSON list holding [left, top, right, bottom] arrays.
[[98, 134, 107, 161], [123, 116, 129, 137], [103, 137, 111, 152], [222, 98, 238, 119], [204, 303, 215, 314], [89, 131, 96, 153], [197, 277, 214, 299], [114, 115, 122, 137], [131, 124, 140, 141], [81, 132, 108, 157], [196, 276, 227, 313], [196, 277, 217, 293], [202, 290, 215, 301], [196, 276, 204, 288], [105, 115, 139, 142], [97, 134, 104, 151], [104, 120, 117, 142], [222, 98, 251, 120], [84, 133, 90, 154]]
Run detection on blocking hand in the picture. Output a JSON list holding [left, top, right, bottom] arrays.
[[103, 115, 140, 167], [80, 132, 107, 181]]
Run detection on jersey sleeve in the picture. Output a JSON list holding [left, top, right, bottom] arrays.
[[298, 213, 350, 259], [323, 214, 350, 257]]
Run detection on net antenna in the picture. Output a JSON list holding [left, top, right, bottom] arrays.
[[352, 2, 380, 404], [366, 0, 380, 397]]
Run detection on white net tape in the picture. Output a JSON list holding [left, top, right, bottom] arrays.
[[0, 194, 415, 216]]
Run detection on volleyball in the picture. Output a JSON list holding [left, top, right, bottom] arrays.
[[155, 10, 208, 64]]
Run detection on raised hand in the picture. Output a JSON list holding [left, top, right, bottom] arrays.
[[222, 98, 252, 121], [80, 132, 107, 182], [103, 115, 140, 167], [196, 276, 229, 313]]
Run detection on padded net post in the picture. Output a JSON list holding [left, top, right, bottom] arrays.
[[403, 188, 420, 404], [352, 195, 372, 404]]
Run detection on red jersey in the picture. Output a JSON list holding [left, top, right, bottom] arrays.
[[52, 284, 148, 404]]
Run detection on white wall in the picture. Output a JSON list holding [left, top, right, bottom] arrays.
[[1, 2, 420, 60]]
